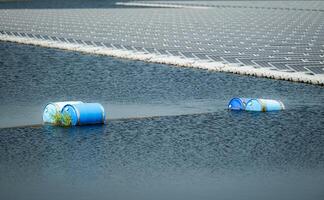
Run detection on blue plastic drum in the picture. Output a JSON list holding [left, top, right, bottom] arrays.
[[61, 103, 105, 126], [228, 98, 252, 110], [245, 99, 285, 112], [43, 101, 83, 123]]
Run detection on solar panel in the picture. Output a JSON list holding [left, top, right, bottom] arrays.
[[194, 54, 211, 60], [26, 33, 33, 38], [124, 45, 134, 51], [306, 66, 324, 74], [269, 62, 291, 70], [66, 38, 75, 43], [144, 48, 157, 53], [168, 50, 182, 56], [103, 43, 113, 48], [84, 41, 93, 45], [112, 44, 123, 49], [93, 41, 103, 46], [75, 39, 83, 44], [181, 52, 196, 58], [221, 57, 240, 63], [207, 55, 223, 62]]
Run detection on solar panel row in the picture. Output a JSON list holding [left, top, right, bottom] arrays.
[[0, 1, 323, 83]]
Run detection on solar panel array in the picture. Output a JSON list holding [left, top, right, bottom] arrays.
[[0, 1, 323, 84], [121, 1, 324, 11]]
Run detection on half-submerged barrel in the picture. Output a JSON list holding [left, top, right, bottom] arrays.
[[228, 98, 251, 110], [245, 99, 285, 112], [43, 101, 83, 123], [61, 103, 105, 126]]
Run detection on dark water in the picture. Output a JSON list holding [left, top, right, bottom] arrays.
[[0, 40, 324, 200]]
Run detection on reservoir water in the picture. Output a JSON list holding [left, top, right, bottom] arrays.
[[1, 0, 324, 199], [1, 40, 324, 200]]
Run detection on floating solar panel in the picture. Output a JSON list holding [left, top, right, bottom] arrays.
[[103, 43, 113, 48], [26, 33, 33, 38], [222, 57, 240, 63], [50, 36, 58, 41], [144, 48, 157, 53], [66, 38, 75, 43], [110, 44, 119, 49], [0, 1, 323, 84], [168, 50, 182, 56], [84, 41, 93, 45], [307, 66, 324, 74], [181, 52, 196, 58], [134, 46, 145, 52], [194, 54, 210, 60], [75, 39, 83, 44], [156, 49, 169, 55], [208, 55, 224, 62], [268, 62, 291, 70], [124, 45, 134, 51], [93, 41, 103, 46]]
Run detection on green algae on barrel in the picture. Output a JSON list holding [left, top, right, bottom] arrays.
[[62, 103, 105, 126], [42, 101, 83, 124]]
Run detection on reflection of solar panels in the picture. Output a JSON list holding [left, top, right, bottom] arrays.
[[0, 1, 323, 84]]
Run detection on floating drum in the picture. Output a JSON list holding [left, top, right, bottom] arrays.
[[43, 101, 83, 123], [228, 98, 252, 110], [61, 103, 105, 126], [245, 99, 285, 112]]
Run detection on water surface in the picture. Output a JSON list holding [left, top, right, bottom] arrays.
[[0, 41, 324, 199]]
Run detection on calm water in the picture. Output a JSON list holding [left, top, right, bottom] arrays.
[[0, 39, 324, 199]]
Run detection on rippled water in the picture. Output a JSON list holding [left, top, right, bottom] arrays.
[[0, 39, 324, 200]]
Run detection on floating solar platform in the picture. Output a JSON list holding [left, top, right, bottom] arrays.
[[0, 1, 324, 85]]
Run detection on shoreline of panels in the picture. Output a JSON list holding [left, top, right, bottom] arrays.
[[1, 33, 323, 85]]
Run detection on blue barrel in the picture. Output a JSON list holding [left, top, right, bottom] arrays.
[[228, 98, 252, 110], [43, 101, 83, 123], [245, 99, 285, 112], [61, 103, 105, 126]]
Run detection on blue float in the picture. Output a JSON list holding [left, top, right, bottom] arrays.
[[43, 101, 83, 123], [61, 103, 105, 126], [228, 98, 251, 110], [245, 99, 285, 112]]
